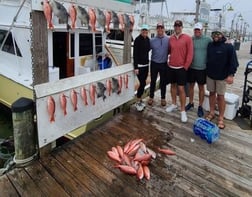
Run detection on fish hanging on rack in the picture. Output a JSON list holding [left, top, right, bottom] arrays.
[[123, 74, 129, 89], [104, 10, 112, 33], [88, 7, 96, 32], [59, 93, 67, 116], [80, 87, 88, 106], [96, 8, 106, 32], [112, 77, 120, 94], [47, 96, 55, 123], [76, 5, 90, 28], [89, 84, 96, 105], [123, 14, 131, 29], [106, 78, 112, 96], [70, 89, 78, 111], [111, 11, 119, 29], [42, 0, 54, 29], [117, 13, 124, 31], [129, 15, 135, 32], [49, 0, 70, 30], [68, 4, 77, 29], [96, 82, 106, 101]]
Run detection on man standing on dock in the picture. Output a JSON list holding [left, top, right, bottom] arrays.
[[148, 22, 169, 107], [205, 30, 239, 129], [133, 24, 151, 111], [166, 20, 193, 123], [185, 22, 212, 117]]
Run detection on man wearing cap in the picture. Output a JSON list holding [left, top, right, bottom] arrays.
[[133, 24, 151, 111], [148, 22, 169, 106], [166, 20, 193, 123], [205, 30, 239, 129], [185, 22, 212, 117]]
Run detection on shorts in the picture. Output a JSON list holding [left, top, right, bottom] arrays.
[[206, 76, 226, 95], [187, 68, 206, 85], [167, 67, 187, 85]]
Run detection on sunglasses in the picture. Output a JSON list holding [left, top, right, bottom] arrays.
[[174, 24, 182, 27], [211, 32, 222, 36]]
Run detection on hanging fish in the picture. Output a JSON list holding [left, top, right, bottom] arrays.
[[118, 75, 123, 93], [104, 10, 112, 33], [106, 78, 112, 96], [59, 93, 67, 116], [96, 82, 106, 101], [80, 87, 88, 106], [70, 89, 78, 111], [129, 14, 135, 32], [76, 5, 90, 28], [49, 0, 70, 30], [47, 96, 55, 123], [117, 13, 124, 31], [43, 0, 54, 29], [68, 4, 77, 29], [111, 77, 120, 94], [123, 13, 131, 29], [96, 8, 106, 32], [123, 74, 129, 89], [111, 11, 119, 29], [88, 7, 96, 32], [89, 84, 96, 105]]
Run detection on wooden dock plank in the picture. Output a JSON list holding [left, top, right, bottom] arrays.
[[40, 155, 93, 196], [0, 174, 18, 197], [7, 168, 44, 197], [24, 161, 70, 197]]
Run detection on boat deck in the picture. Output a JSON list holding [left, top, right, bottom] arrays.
[[1, 42, 252, 197]]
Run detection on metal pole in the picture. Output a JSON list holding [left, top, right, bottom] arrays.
[[195, 0, 200, 23]]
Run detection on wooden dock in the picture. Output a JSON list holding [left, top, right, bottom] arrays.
[[0, 42, 252, 196]]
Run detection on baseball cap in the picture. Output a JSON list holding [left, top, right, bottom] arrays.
[[194, 22, 202, 30], [141, 24, 149, 30], [156, 22, 164, 28], [211, 28, 223, 35], [174, 20, 183, 26]]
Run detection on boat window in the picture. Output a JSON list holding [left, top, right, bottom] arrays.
[[70, 33, 103, 58], [0, 30, 22, 57]]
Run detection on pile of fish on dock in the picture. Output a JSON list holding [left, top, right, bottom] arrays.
[[107, 138, 176, 180]]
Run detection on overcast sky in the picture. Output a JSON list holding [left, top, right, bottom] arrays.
[[148, 0, 252, 32]]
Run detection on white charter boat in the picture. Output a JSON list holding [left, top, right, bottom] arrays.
[[0, 0, 137, 148]]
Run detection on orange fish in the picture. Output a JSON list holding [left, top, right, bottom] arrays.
[[80, 87, 88, 105], [124, 74, 129, 89], [89, 84, 96, 105], [70, 89, 78, 111], [59, 93, 67, 116], [107, 150, 121, 163], [118, 75, 123, 94], [88, 7, 96, 32], [116, 165, 137, 175], [129, 15, 134, 32], [143, 165, 150, 180], [137, 163, 144, 180], [106, 79, 112, 96], [117, 13, 124, 31], [43, 0, 53, 29], [104, 10, 112, 33], [69, 4, 77, 29], [158, 147, 176, 155], [47, 96, 55, 123]]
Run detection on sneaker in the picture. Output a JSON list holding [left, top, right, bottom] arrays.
[[181, 111, 188, 123], [185, 103, 194, 111], [148, 98, 153, 106], [197, 106, 204, 117], [161, 99, 166, 106], [165, 104, 178, 112], [135, 102, 144, 112], [140, 100, 146, 108]]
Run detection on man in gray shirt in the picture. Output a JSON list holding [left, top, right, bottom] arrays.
[[148, 23, 169, 106]]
